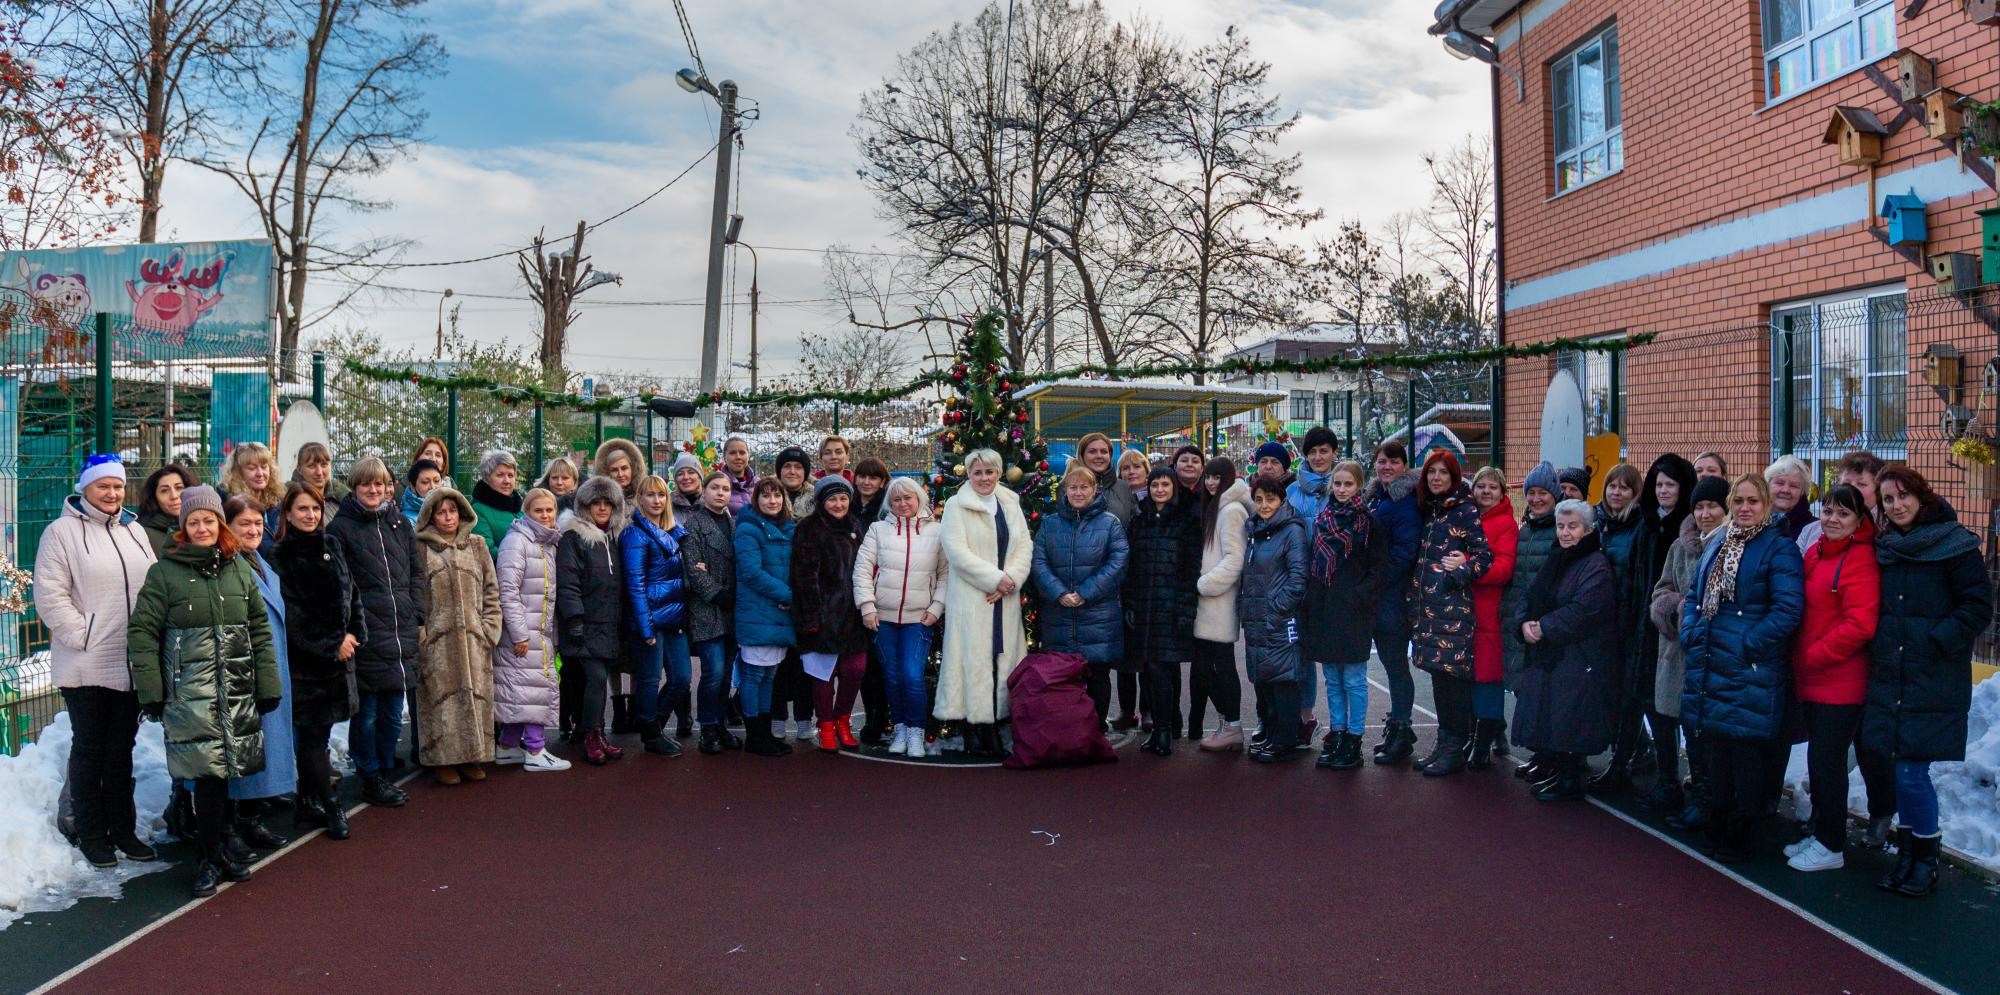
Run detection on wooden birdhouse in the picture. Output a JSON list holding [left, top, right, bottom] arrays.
[[1882, 191, 1928, 246], [1924, 344, 1964, 389], [1971, 0, 2000, 27], [1825, 106, 1888, 166], [1927, 88, 1965, 140], [1932, 251, 1980, 293], [1895, 50, 1936, 102]]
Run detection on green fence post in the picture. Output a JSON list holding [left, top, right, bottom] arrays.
[[93, 313, 112, 456], [311, 351, 326, 410], [833, 402, 841, 436], [1777, 323, 1795, 456], [446, 386, 460, 489], [1344, 390, 1355, 458], [1405, 378, 1419, 453], [1489, 361, 1505, 469], [533, 403, 545, 479], [594, 410, 604, 452], [644, 406, 653, 469], [1209, 399, 1219, 451]]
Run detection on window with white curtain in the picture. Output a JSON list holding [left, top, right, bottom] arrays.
[[1764, 0, 1896, 103]]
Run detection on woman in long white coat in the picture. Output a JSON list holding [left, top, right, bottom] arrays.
[[937, 449, 1031, 758]]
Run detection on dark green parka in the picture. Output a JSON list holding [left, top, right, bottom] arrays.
[[128, 542, 282, 780]]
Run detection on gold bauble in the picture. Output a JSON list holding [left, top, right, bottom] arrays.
[[953, 463, 966, 476], [1004, 465, 1024, 483]]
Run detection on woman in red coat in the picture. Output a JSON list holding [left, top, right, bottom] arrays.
[[1469, 466, 1519, 768], [1785, 483, 1879, 873]]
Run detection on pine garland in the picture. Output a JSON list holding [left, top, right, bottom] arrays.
[[341, 326, 1653, 412]]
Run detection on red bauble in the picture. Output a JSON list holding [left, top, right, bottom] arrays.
[[409, 374, 421, 384], [1029, 511, 1039, 521], [1038, 460, 1048, 470], [932, 474, 946, 485]]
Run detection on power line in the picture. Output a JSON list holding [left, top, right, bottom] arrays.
[[672, 0, 707, 80]]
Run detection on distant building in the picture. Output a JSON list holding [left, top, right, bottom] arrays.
[[1217, 325, 1403, 451]]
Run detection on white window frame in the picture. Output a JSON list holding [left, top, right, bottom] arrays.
[[1769, 285, 1907, 482], [1550, 25, 1622, 196], [1558, 334, 1626, 444], [1763, 0, 1897, 105]]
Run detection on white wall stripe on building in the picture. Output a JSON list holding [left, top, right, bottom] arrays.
[[1504, 156, 1992, 313]]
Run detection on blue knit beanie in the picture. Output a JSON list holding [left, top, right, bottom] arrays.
[[1523, 460, 1559, 496], [1254, 441, 1291, 466]]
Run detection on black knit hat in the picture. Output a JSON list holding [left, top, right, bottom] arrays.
[[1690, 474, 1731, 510], [1558, 465, 1593, 495], [775, 446, 811, 476]]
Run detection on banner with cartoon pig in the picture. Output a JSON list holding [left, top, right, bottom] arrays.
[[0, 238, 275, 362]]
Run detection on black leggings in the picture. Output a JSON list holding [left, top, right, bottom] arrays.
[[1647, 711, 1680, 786], [1085, 664, 1114, 724], [1190, 640, 1241, 725], [59, 686, 139, 843], [1143, 661, 1182, 733], [295, 722, 337, 805], [193, 777, 229, 851], [578, 657, 613, 732], [1430, 672, 1473, 740], [1803, 703, 1863, 850], [1253, 681, 1301, 750], [1707, 733, 1769, 832], [774, 650, 815, 722], [1117, 670, 1137, 718]]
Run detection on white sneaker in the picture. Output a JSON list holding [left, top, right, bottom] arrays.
[[1782, 837, 1811, 858], [795, 721, 816, 743], [523, 749, 571, 772], [886, 724, 908, 756], [924, 734, 942, 757], [1786, 838, 1844, 872], [494, 746, 526, 765]]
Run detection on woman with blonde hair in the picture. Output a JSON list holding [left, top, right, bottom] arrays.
[[220, 442, 284, 557], [938, 449, 1032, 758], [856, 476, 947, 755], [620, 474, 691, 756]]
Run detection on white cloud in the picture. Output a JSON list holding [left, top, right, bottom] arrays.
[[154, 0, 1490, 384]]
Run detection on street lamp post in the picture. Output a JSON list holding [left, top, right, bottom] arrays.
[[678, 68, 739, 400], [723, 216, 760, 393], [434, 287, 455, 358]]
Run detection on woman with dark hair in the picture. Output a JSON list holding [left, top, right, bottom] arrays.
[[558, 475, 629, 765], [1171, 445, 1206, 495], [274, 483, 359, 837], [1305, 460, 1385, 770], [1406, 449, 1492, 776], [793, 476, 870, 751], [1511, 499, 1619, 801], [681, 471, 740, 754], [128, 485, 281, 896], [1679, 473, 1804, 862], [1192, 457, 1250, 750], [848, 456, 892, 743], [1784, 484, 1878, 873], [1865, 467, 1991, 896], [1594, 453, 1696, 794], [734, 477, 798, 757], [401, 459, 444, 526], [1125, 466, 1201, 756], [1241, 476, 1310, 762], [1647, 475, 1731, 825], [138, 464, 197, 556]]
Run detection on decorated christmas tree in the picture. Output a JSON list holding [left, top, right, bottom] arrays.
[[930, 310, 1053, 529]]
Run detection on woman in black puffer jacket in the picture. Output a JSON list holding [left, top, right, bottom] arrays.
[[273, 483, 360, 839], [1125, 466, 1201, 756], [558, 475, 629, 766], [323, 458, 423, 807], [791, 476, 869, 752], [1865, 467, 1992, 898]]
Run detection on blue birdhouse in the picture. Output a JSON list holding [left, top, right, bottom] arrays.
[[1882, 190, 1927, 247]]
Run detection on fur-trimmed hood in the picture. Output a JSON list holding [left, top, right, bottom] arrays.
[[593, 437, 648, 494], [565, 475, 627, 546], [415, 486, 482, 550]]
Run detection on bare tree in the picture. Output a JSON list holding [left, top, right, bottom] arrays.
[[518, 220, 621, 378], [1419, 134, 1497, 332], [800, 321, 911, 394], [0, 3, 127, 250], [62, 0, 280, 242], [209, 0, 444, 362], [1310, 219, 1384, 338], [1131, 26, 1316, 381]]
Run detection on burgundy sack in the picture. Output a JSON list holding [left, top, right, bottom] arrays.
[[1003, 651, 1117, 768]]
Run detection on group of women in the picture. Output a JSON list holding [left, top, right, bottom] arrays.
[[33, 424, 1988, 901]]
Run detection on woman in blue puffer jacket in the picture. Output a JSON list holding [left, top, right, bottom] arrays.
[[1680, 473, 1804, 864], [1032, 466, 1129, 725], [733, 477, 797, 757], [621, 475, 689, 757]]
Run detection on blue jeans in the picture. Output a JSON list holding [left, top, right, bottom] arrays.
[[1896, 761, 1939, 836], [875, 621, 933, 728], [693, 638, 728, 727], [1472, 680, 1505, 721], [739, 655, 778, 716], [350, 689, 404, 776], [634, 630, 691, 725], [1374, 625, 1413, 722], [1320, 662, 1369, 734]]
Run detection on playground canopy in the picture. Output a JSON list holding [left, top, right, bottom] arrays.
[[1012, 379, 1286, 444]]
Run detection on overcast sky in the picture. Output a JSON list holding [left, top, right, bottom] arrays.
[[154, 0, 1491, 385]]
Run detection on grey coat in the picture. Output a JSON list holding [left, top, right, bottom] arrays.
[[1647, 515, 1707, 718], [1237, 505, 1309, 684], [677, 499, 736, 645]]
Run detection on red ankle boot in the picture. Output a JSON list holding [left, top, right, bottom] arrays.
[[599, 731, 625, 760], [835, 715, 858, 748], [816, 722, 839, 753], [584, 731, 609, 766]]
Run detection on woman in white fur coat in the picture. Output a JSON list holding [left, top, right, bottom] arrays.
[[1191, 458, 1252, 751], [936, 449, 1031, 759]]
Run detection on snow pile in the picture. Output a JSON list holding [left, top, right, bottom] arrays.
[[0, 713, 173, 930], [1926, 677, 2000, 869], [329, 720, 352, 773]]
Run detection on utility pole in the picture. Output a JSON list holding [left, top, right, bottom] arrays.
[[1042, 249, 1055, 372], [697, 80, 739, 396], [748, 265, 760, 392]]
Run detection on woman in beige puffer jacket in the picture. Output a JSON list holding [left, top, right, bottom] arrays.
[[1190, 464, 1251, 750], [853, 477, 946, 755]]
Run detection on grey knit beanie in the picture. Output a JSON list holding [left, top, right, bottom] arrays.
[[1523, 461, 1560, 496], [178, 484, 224, 529]]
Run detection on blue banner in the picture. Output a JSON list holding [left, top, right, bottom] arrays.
[[210, 372, 272, 479], [0, 239, 275, 361]]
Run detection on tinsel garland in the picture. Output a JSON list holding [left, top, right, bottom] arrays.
[[341, 328, 1654, 412]]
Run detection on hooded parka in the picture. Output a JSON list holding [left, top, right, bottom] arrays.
[[1472, 496, 1519, 684], [1238, 504, 1309, 684], [556, 476, 627, 661], [1647, 515, 1710, 718], [34, 494, 158, 690], [494, 514, 562, 728], [413, 488, 503, 766], [733, 503, 797, 649], [1030, 492, 1128, 665], [1794, 518, 1879, 706], [1193, 479, 1252, 642], [1500, 504, 1558, 686], [619, 509, 689, 637], [678, 498, 737, 645], [1510, 532, 1619, 755], [127, 542, 282, 780], [1862, 502, 1992, 761], [325, 492, 425, 694], [1679, 525, 1805, 740], [1625, 454, 1697, 704]]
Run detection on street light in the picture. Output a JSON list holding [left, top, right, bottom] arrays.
[[722, 214, 762, 392], [1441, 29, 1524, 100], [434, 287, 454, 358], [679, 66, 740, 405]]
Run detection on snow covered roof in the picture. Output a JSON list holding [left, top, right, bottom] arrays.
[[1012, 379, 1285, 440]]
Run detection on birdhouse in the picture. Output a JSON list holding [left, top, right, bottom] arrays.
[[1924, 344, 1964, 389], [1824, 106, 1888, 166], [1882, 191, 1928, 246], [1926, 88, 1965, 140], [1972, 0, 2000, 27], [1979, 207, 2000, 284], [1931, 251, 1980, 293], [1895, 50, 1936, 103]]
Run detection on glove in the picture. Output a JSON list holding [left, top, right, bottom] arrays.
[[256, 697, 281, 715], [141, 701, 165, 721]]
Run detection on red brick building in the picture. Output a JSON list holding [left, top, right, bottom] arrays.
[[1428, 0, 2000, 501]]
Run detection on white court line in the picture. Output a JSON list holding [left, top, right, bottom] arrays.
[[1374, 677, 1950, 995], [27, 770, 419, 995]]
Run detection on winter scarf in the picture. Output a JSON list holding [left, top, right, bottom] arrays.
[[1523, 528, 1601, 628], [1700, 517, 1771, 619], [473, 479, 524, 515], [1311, 494, 1370, 586], [1874, 505, 1982, 566]]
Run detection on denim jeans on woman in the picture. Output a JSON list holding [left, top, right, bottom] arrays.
[[1897, 761, 1940, 837], [1320, 661, 1368, 735], [874, 621, 932, 729], [349, 689, 405, 776], [692, 638, 729, 728], [738, 654, 778, 716], [634, 629, 692, 726]]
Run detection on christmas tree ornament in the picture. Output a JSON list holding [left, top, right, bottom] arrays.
[[1004, 466, 1023, 483]]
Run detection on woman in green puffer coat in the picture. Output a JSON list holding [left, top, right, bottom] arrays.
[[127, 485, 282, 898]]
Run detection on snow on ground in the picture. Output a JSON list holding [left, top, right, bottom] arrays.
[[0, 713, 172, 930]]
